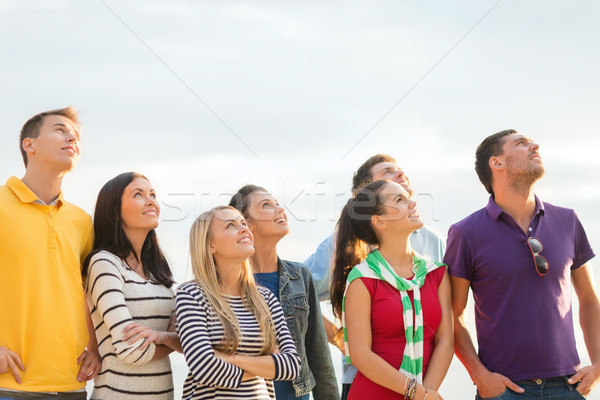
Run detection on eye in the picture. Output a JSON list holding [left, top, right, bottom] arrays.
[[225, 222, 234, 228], [262, 202, 270, 208], [134, 192, 142, 197], [150, 193, 156, 199], [56, 129, 64, 134]]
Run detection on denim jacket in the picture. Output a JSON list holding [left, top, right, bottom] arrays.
[[278, 258, 340, 400]]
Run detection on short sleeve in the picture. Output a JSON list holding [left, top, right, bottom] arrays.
[[443, 225, 474, 281], [572, 211, 596, 270]]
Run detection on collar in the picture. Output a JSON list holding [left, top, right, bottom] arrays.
[[485, 195, 545, 221], [6, 176, 64, 207], [278, 258, 301, 280]]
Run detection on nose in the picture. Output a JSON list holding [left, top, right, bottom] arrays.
[[395, 169, 404, 178], [530, 142, 540, 152], [408, 198, 417, 208], [276, 204, 284, 213]]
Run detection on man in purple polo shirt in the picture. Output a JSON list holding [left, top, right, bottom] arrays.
[[445, 130, 600, 399]]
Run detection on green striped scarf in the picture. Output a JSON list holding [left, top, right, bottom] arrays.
[[342, 250, 444, 383]]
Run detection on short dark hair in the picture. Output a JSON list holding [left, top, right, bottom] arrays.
[[352, 154, 396, 194], [82, 172, 174, 287], [19, 106, 80, 166], [475, 130, 516, 196]]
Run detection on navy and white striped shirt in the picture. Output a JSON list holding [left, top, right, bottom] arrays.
[[176, 282, 301, 400]]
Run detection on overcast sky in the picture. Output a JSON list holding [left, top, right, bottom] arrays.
[[2, 1, 600, 398]]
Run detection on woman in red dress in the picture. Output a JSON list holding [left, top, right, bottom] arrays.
[[330, 180, 453, 400]]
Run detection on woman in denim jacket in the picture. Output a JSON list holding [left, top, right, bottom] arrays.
[[230, 185, 340, 400]]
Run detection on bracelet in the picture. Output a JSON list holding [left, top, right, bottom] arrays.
[[409, 383, 417, 400], [423, 389, 428, 400], [405, 379, 417, 400]]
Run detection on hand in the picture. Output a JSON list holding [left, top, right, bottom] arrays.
[[122, 322, 165, 350], [76, 349, 101, 382], [568, 364, 600, 397], [0, 346, 24, 384], [474, 371, 523, 398]]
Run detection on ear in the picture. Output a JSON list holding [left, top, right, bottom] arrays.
[[371, 214, 386, 232], [489, 156, 503, 171], [22, 138, 35, 155], [209, 241, 216, 255]]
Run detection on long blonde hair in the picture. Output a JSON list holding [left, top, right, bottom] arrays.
[[189, 206, 277, 354]]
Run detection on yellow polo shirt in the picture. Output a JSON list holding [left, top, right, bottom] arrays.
[[0, 176, 93, 392]]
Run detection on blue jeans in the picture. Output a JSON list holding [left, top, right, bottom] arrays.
[[475, 376, 585, 399]]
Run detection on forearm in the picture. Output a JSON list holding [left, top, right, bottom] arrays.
[[151, 344, 174, 361], [228, 353, 276, 379], [454, 317, 489, 385], [580, 297, 600, 365], [352, 348, 410, 395], [84, 291, 99, 355], [160, 331, 182, 353], [322, 316, 339, 347], [423, 336, 454, 390]]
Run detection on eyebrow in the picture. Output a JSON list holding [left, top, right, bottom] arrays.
[[52, 122, 80, 138]]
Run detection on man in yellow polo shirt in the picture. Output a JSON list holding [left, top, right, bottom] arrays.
[[0, 107, 101, 399]]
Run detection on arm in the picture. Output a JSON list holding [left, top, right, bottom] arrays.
[[77, 292, 102, 382], [450, 275, 523, 397], [568, 263, 600, 397], [304, 270, 340, 400], [176, 285, 244, 388], [345, 279, 435, 400], [87, 256, 156, 365], [422, 270, 453, 390], [322, 316, 343, 351], [304, 234, 335, 301], [121, 311, 182, 354]]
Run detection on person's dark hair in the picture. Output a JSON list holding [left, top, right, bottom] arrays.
[[82, 172, 174, 287], [19, 106, 81, 166], [352, 154, 396, 195], [330, 179, 389, 333], [229, 184, 268, 219], [475, 130, 516, 196]]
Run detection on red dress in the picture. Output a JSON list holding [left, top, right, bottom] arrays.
[[348, 267, 445, 400]]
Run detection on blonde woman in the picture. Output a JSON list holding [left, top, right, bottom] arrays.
[[176, 206, 301, 400]]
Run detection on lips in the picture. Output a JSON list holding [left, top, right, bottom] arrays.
[[143, 209, 158, 216], [530, 153, 542, 161], [274, 216, 287, 224], [62, 146, 78, 155], [237, 236, 252, 244]]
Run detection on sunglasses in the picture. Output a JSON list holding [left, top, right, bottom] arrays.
[[527, 237, 549, 277]]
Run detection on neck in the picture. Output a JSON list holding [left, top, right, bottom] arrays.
[[22, 165, 65, 204], [219, 264, 243, 296], [124, 228, 148, 262], [493, 183, 537, 229], [377, 231, 413, 276], [251, 237, 279, 273]]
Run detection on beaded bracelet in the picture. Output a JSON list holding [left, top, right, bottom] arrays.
[[405, 378, 417, 400]]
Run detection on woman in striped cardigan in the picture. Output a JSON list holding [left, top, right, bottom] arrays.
[[176, 206, 301, 400], [82, 172, 182, 399]]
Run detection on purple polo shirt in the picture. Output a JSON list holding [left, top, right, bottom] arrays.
[[444, 196, 595, 381]]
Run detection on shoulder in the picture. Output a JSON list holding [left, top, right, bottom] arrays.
[[59, 200, 93, 223], [418, 225, 445, 242], [89, 250, 124, 273], [177, 280, 204, 298], [541, 201, 577, 219], [281, 259, 311, 279], [448, 207, 488, 237]]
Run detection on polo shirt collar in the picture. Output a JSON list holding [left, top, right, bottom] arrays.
[[6, 176, 64, 206], [486, 194, 545, 221]]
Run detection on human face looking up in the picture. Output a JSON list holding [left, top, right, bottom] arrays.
[[210, 208, 255, 265], [25, 115, 80, 172], [375, 181, 423, 234], [496, 133, 544, 186], [120, 177, 160, 237], [370, 161, 413, 196], [246, 191, 290, 242]]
